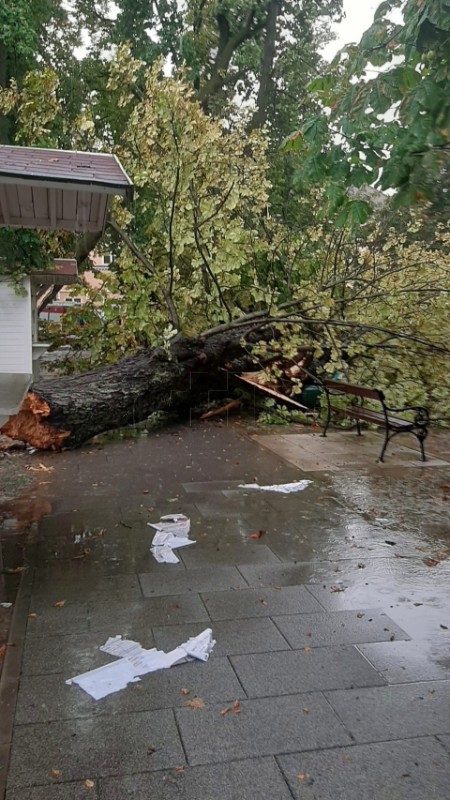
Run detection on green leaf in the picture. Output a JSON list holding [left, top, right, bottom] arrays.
[[301, 116, 329, 144]]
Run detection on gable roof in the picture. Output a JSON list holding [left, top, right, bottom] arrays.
[[0, 146, 133, 233]]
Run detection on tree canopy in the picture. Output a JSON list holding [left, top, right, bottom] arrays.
[[1, 0, 450, 424]]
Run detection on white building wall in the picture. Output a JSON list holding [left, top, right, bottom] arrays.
[[0, 277, 32, 374]]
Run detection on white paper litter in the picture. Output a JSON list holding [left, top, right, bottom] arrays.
[[148, 514, 195, 563], [66, 660, 140, 700], [149, 514, 190, 538], [238, 480, 312, 494], [0, 602, 12, 608], [66, 628, 216, 700]]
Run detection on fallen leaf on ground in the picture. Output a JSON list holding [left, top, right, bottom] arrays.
[[147, 746, 157, 755], [175, 766, 186, 773], [274, 586, 282, 591], [249, 530, 265, 540], [423, 558, 440, 568], [440, 624, 448, 630], [185, 697, 205, 709], [384, 540, 396, 546], [181, 688, 190, 696], [303, 708, 309, 715], [54, 600, 66, 609], [73, 548, 91, 560], [356, 612, 365, 619], [220, 700, 241, 716], [51, 770, 61, 778], [330, 586, 345, 593], [303, 647, 312, 654], [0, 646, 6, 658], [297, 773, 313, 783], [416, 546, 428, 552], [259, 599, 268, 606], [28, 613, 37, 619], [84, 779, 95, 789], [27, 463, 54, 473]]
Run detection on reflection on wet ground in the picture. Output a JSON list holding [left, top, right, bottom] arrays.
[[1, 423, 450, 798]]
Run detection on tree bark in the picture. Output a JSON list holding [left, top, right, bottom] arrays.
[[1, 331, 252, 450], [248, 0, 281, 131]]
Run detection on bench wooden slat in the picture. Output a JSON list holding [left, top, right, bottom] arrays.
[[332, 405, 412, 429], [324, 380, 382, 401]]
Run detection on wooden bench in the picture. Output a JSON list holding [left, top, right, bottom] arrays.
[[320, 380, 429, 462]]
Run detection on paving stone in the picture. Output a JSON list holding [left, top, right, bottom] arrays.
[[358, 640, 450, 683], [277, 736, 450, 800], [15, 657, 245, 724], [272, 610, 409, 649], [238, 559, 420, 588], [176, 693, 351, 765], [21, 629, 155, 677], [153, 617, 290, 657], [180, 541, 280, 568], [7, 783, 99, 800], [231, 647, 384, 697], [139, 566, 247, 597], [24, 602, 89, 637], [7, 710, 184, 789], [87, 595, 209, 632], [30, 574, 143, 603], [305, 581, 437, 611], [193, 494, 273, 518], [325, 680, 450, 743], [98, 756, 293, 799], [182, 481, 243, 493], [202, 585, 322, 620]]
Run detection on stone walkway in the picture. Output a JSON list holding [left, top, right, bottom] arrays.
[[1, 423, 450, 799]]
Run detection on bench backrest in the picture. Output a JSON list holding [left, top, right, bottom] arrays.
[[323, 380, 384, 402]]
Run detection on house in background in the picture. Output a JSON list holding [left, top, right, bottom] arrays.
[[0, 145, 133, 429]]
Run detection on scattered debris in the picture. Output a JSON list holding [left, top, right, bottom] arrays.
[[384, 540, 396, 546], [423, 558, 440, 568], [200, 399, 241, 420], [55, 600, 66, 609], [28, 612, 37, 619], [249, 530, 265, 540], [185, 697, 205, 709], [238, 481, 312, 494], [26, 463, 54, 473], [303, 647, 312, 654], [220, 700, 241, 716], [51, 770, 61, 779], [330, 585, 345, 593], [175, 766, 186, 772], [181, 688, 190, 696], [440, 624, 448, 630], [84, 779, 95, 789], [356, 612, 365, 619], [148, 514, 195, 564], [0, 645, 6, 658], [66, 629, 216, 700], [0, 602, 12, 608]]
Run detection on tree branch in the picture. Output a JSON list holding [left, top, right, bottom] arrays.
[[107, 219, 180, 330]]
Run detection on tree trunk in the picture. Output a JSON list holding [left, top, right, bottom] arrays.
[[248, 0, 281, 131], [1, 331, 250, 450]]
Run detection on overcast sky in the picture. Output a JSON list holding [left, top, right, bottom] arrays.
[[322, 0, 381, 61]]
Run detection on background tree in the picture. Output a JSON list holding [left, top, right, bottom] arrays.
[[284, 0, 450, 217]]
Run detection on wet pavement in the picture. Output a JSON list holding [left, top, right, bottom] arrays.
[[1, 423, 450, 799]]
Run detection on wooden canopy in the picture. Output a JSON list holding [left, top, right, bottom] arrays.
[[0, 146, 133, 233]]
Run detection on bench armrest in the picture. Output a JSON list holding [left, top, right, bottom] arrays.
[[384, 404, 429, 425]]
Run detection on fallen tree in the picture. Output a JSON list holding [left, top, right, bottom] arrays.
[[1, 329, 254, 449]]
